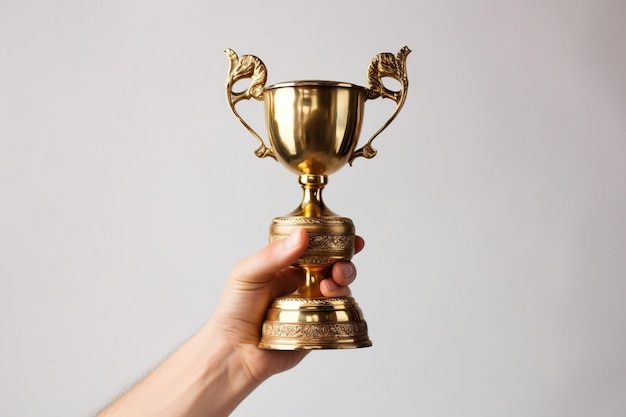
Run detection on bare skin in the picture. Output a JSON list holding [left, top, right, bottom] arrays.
[[97, 228, 364, 417]]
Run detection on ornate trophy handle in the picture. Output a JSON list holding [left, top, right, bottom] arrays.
[[349, 46, 411, 165], [224, 49, 275, 159]]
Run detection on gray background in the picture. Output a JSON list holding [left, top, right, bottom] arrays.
[[1, 0, 625, 416]]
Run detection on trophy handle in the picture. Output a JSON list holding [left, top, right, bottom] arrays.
[[349, 46, 411, 165], [224, 49, 275, 160]]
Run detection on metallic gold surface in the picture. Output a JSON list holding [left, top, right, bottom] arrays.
[[264, 82, 367, 176], [259, 297, 371, 350], [225, 47, 410, 350]]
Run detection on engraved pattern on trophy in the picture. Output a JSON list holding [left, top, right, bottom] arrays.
[[275, 297, 352, 305], [272, 217, 352, 225], [269, 233, 353, 250], [269, 212, 356, 265], [263, 322, 369, 339], [349, 46, 411, 164], [309, 235, 353, 249], [294, 258, 341, 266], [224, 49, 275, 159]]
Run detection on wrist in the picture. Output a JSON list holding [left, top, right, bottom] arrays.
[[195, 319, 264, 415]]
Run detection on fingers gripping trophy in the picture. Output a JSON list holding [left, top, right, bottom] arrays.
[[225, 47, 410, 350]]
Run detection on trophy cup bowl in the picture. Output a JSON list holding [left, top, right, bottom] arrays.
[[264, 81, 367, 177], [225, 47, 410, 350]]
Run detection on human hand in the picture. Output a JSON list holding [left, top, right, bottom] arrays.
[[95, 228, 364, 417], [210, 228, 365, 382]]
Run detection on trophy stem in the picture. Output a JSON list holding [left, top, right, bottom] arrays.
[[289, 175, 337, 217], [295, 265, 326, 298]]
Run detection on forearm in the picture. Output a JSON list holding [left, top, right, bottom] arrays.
[[97, 320, 260, 417]]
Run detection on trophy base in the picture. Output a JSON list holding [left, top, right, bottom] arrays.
[[258, 296, 372, 350]]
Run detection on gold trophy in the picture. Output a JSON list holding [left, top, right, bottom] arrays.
[[225, 46, 410, 350]]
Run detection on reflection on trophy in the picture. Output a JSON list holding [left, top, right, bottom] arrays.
[[225, 46, 410, 350]]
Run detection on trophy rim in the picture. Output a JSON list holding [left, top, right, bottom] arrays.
[[265, 80, 368, 92]]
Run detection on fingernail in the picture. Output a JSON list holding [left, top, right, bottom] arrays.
[[285, 229, 302, 249], [338, 262, 355, 279], [323, 278, 338, 293]]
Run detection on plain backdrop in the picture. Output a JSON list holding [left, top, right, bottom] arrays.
[[1, 0, 625, 416]]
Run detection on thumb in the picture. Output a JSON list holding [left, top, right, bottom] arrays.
[[229, 228, 309, 288], [214, 228, 310, 344]]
